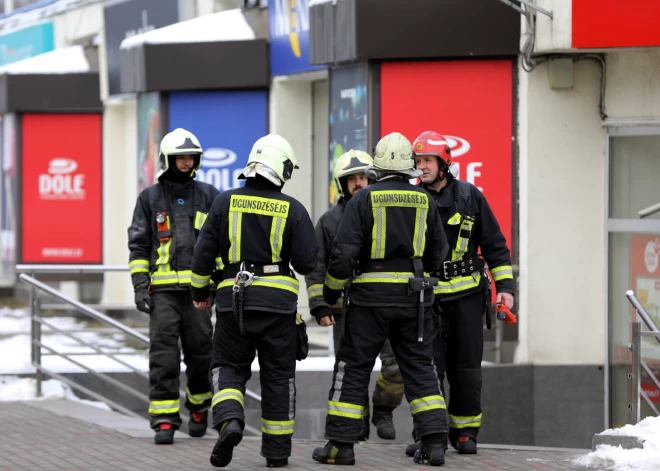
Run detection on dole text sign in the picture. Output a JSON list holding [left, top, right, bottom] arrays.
[[21, 114, 103, 263], [380, 60, 514, 250]]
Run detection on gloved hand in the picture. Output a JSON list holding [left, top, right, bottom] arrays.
[[134, 286, 152, 314]]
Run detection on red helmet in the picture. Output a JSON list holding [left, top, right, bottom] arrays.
[[413, 131, 452, 167]]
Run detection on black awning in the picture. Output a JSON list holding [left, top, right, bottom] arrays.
[[0, 73, 102, 113], [310, 0, 520, 64], [120, 39, 269, 93]]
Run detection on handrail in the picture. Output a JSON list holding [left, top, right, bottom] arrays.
[[626, 290, 660, 425], [17, 269, 263, 436]]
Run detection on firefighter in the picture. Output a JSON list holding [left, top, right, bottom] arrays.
[[190, 133, 318, 468], [312, 132, 450, 467], [305, 149, 405, 441], [405, 131, 515, 456], [127, 128, 219, 445]]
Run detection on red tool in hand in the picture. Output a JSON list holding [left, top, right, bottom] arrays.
[[495, 302, 517, 325]]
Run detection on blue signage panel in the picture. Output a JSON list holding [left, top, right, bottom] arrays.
[[268, 0, 325, 76], [0, 22, 54, 66], [168, 91, 268, 192]]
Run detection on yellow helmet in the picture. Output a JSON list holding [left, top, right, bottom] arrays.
[[372, 132, 422, 178], [334, 149, 372, 197], [156, 128, 203, 180], [240, 134, 299, 183]]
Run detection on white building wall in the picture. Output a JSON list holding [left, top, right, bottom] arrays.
[[534, 0, 572, 52], [52, 2, 103, 48]]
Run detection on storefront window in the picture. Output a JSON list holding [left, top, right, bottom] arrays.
[[608, 133, 660, 428]]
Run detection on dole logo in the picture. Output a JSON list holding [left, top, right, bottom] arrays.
[[39, 158, 86, 200]]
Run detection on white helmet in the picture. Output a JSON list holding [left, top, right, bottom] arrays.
[[156, 128, 203, 180], [334, 149, 372, 196], [239, 134, 299, 183], [371, 132, 422, 179]]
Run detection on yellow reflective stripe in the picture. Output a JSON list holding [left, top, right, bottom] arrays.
[[448, 212, 461, 225], [352, 271, 431, 284], [371, 206, 387, 259], [307, 283, 323, 298], [191, 272, 211, 288], [129, 259, 149, 275], [186, 387, 212, 405], [328, 401, 365, 420], [491, 265, 513, 281], [324, 273, 349, 291], [410, 395, 446, 415], [434, 272, 481, 294], [412, 207, 427, 257], [451, 216, 474, 262], [218, 276, 300, 295], [370, 190, 429, 209], [212, 388, 244, 408], [377, 374, 405, 394], [270, 215, 286, 263], [449, 413, 482, 429], [261, 418, 295, 435], [148, 399, 180, 415], [228, 211, 243, 263], [215, 257, 225, 270], [194, 211, 208, 230], [151, 270, 194, 285]]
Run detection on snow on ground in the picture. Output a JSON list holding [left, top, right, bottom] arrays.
[[574, 416, 660, 471], [0, 307, 148, 374], [0, 375, 111, 411]]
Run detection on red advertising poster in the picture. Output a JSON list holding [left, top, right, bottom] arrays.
[[21, 114, 102, 263], [631, 234, 660, 403], [380, 60, 513, 251], [573, 0, 660, 48]]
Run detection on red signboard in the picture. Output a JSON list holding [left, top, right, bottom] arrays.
[[573, 0, 660, 48], [21, 114, 103, 263], [380, 60, 513, 251]]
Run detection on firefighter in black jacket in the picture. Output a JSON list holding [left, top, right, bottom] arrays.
[[190, 133, 318, 468], [406, 131, 515, 456], [127, 128, 220, 445], [312, 132, 450, 467], [305, 149, 405, 441]]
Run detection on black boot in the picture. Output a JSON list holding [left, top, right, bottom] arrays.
[[210, 419, 243, 468], [357, 413, 370, 441], [413, 434, 446, 467], [405, 441, 421, 457], [188, 411, 208, 438], [457, 435, 477, 454], [154, 423, 175, 445], [372, 407, 395, 440], [266, 458, 288, 467], [312, 440, 356, 465]]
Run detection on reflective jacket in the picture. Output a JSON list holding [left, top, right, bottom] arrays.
[[128, 179, 220, 292], [422, 179, 514, 300], [323, 177, 449, 308], [305, 198, 347, 322], [190, 177, 318, 315]]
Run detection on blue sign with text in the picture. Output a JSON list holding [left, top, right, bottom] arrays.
[[0, 22, 54, 66], [268, 0, 325, 76], [168, 91, 268, 192]]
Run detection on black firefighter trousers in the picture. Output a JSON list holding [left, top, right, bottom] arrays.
[[434, 291, 484, 441], [210, 310, 297, 460], [324, 304, 448, 443], [148, 291, 213, 429]]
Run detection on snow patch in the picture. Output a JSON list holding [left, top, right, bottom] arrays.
[[120, 9, 255, 50], [309, 0, 336, 6], [0, 375, 111, 411], [0, 45, 90, 75], [574, 416, 660, 471]]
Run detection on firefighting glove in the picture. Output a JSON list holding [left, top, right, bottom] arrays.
[[134, 286, 152, 314]]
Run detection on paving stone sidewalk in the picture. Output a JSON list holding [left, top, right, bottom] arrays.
[[0, 402, 600, 471]]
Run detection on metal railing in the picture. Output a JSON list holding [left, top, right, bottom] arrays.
[[16, 264, 264, 436], [626, 289, 660, 424]]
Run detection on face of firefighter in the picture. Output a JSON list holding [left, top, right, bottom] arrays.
[[175, 155, 196, 173], [415, 155, 440, 184], [347, 173, 369, 196]]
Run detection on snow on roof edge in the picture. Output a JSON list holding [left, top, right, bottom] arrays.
[[120, 9, 256, 50], [0, 45, 90, 75]]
